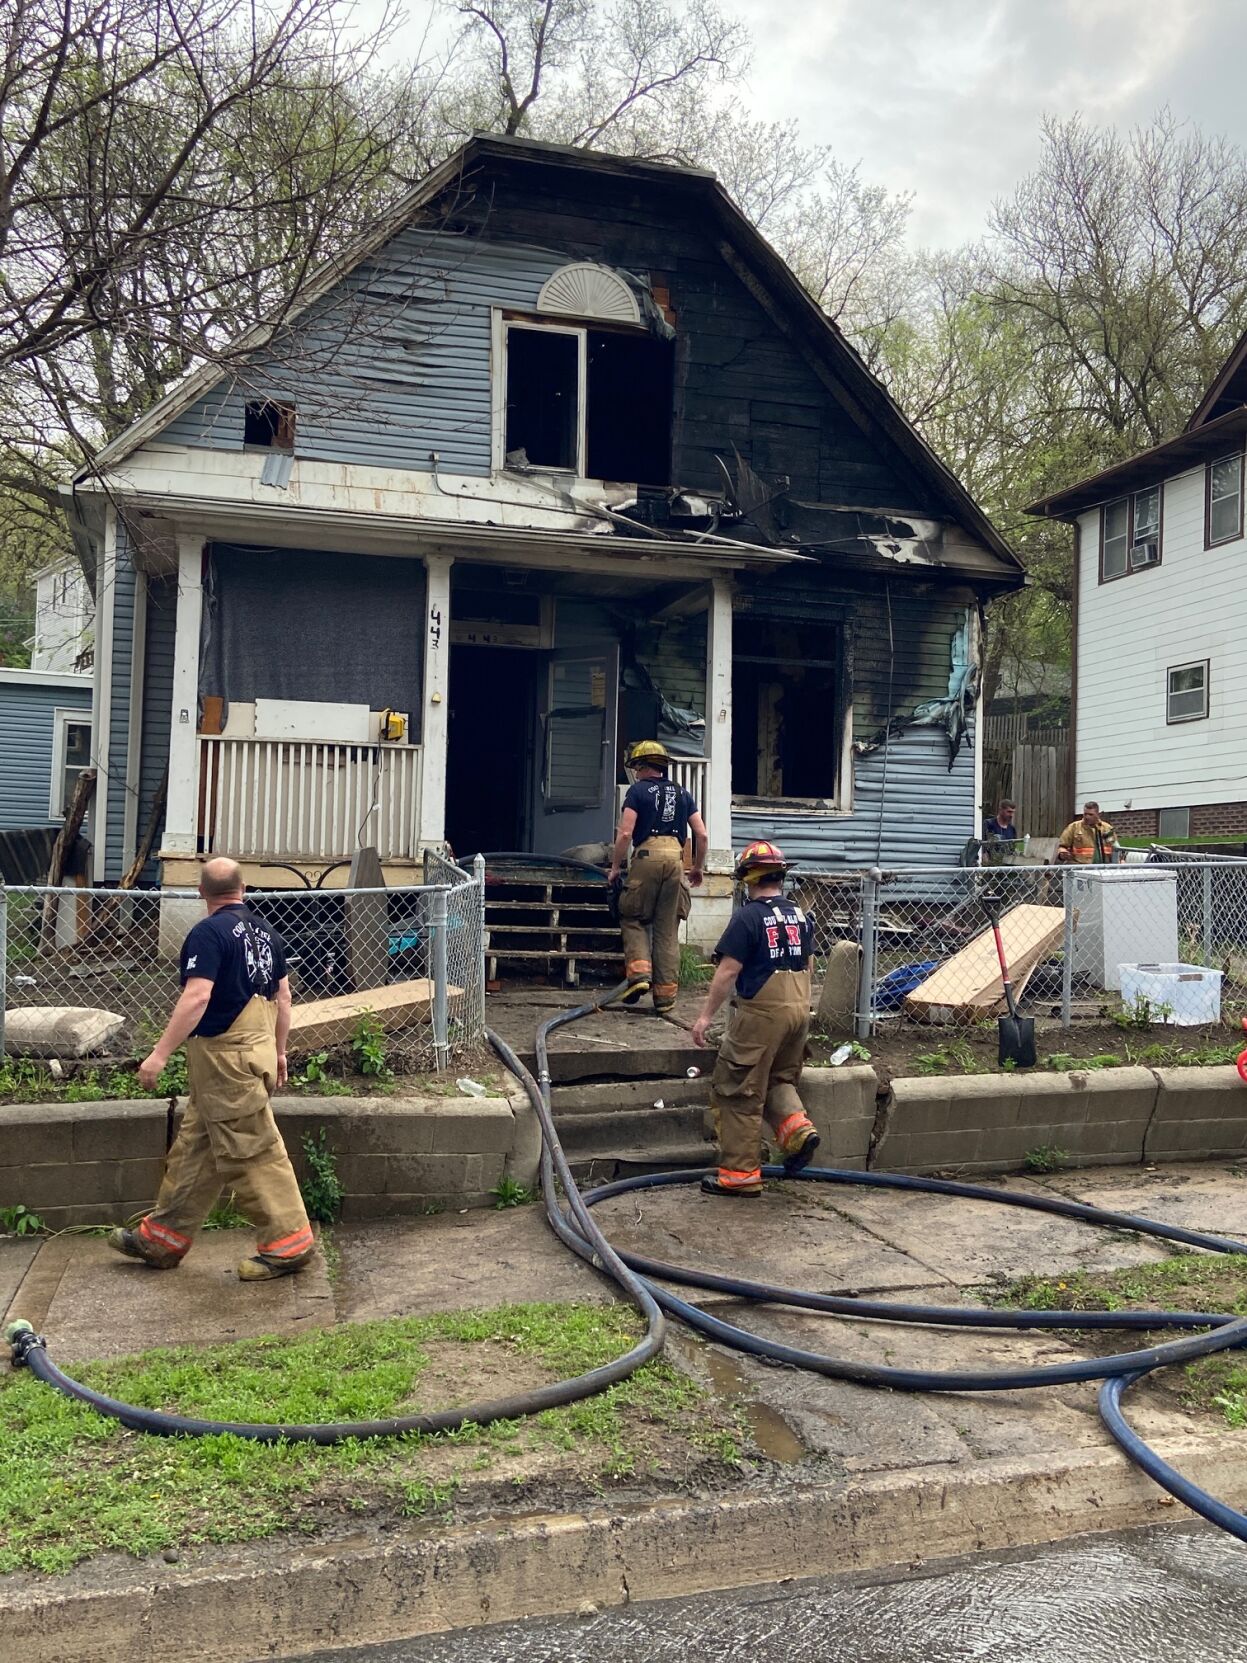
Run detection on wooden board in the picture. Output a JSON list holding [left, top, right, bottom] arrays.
[[903, 906, 1065, 1023], [289, 978, 463, 1051]]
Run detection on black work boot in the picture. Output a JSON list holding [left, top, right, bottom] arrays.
[[619, 975, 651, 1006], [107, 1228, 180, 1269]]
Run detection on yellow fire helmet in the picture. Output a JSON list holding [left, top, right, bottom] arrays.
[[734, 839, 792, 884], [625, 740, 672, 769]]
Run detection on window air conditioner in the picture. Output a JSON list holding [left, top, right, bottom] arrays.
[[1130, 539, 1159, 567]]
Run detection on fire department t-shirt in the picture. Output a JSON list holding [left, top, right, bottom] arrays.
[[625, 777, 697, 847], [713, 896, 814, 1000], [179, 904, 288, 1038]]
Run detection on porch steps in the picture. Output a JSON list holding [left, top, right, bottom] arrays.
[[484, 863, 623, 987], [547, 1073, 713, 1182]]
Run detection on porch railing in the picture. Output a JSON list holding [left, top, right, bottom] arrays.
[[199, 736, 423, 861], [615, 756, 708, 820]]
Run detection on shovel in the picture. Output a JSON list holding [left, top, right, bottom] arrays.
[[980, 893, 1037, 1068]]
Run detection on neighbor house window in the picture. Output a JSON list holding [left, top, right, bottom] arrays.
[[1166, 660, 1209, 724], [1101, 485, 1162, 580], [1206, 452, 1244, 547], [732, 619, 844, 804], [49, 709, 92, 818], [501, 320, 672, 484], [243, 399, 296, 451]]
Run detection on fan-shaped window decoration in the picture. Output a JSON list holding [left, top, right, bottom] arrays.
[[537, 263, 640, 326]]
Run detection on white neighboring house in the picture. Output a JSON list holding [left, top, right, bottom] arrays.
[[27, 560, 94, 673], [1029, 331, 1247, 843]]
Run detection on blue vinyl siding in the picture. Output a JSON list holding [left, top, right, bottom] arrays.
[[103, 523, 138, 879], [0, 676, 93, 832]]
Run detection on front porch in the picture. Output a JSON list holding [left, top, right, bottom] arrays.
[[152, 528, 741, 898]]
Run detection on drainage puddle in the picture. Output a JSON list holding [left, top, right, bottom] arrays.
[[703, 1348, 806, 1463]]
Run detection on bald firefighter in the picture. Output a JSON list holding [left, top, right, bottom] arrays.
[[608, 741, 709, 1014], [108, 857, 315, 1280], [691, 840, 819, 1196]]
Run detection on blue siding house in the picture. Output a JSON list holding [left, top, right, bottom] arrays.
[[60, 135, 1023, 939], [0, 668, 93, 833]]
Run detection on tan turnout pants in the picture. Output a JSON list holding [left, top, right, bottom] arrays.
[[710, 969, 812, 1183], [138, 995, 313, 1267], [618, 836, 688, 1007]]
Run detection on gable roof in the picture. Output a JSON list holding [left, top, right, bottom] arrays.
[[1187, 325, 1247, 430], [79, 134, 1022, 582]]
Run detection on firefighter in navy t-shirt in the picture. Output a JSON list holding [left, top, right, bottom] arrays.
[[608, 740, 709, 1014], [108, 856, 315, 1281], [691, 840, 819, 1196]]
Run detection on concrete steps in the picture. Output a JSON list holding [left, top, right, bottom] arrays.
[[550, 1073, 712, 1179]]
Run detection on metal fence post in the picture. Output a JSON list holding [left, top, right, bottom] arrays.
[[0, 885, 7, 1061], [856, 870, 880, 1041], [1061, 866, 1074, 1030], [472, 854, 487, 1041], [431, 885, 450, 1071], [1203, 863, 1214, 966]]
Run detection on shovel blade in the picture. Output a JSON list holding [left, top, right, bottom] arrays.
[[998, 1013, 1037, 1069]]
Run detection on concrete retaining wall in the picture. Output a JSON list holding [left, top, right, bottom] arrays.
[[0, 1094, 537, 1231], [4, 1063, 1247, 1224]]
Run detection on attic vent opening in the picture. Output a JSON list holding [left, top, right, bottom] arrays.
[[244, 399, 296, 452], [538, 263, 640, 326]]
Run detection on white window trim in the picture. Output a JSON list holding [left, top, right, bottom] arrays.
[[492, 314, 587, 477], [49, 706, 93, 818], [1166, 660, 1209, 725]]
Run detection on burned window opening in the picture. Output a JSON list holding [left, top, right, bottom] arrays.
[[244, 399, 296, 452], [586, 330, 672, 485], [503, 321, 672, 484], [505, 326, 579, 470], [732, 619, 841, 801]]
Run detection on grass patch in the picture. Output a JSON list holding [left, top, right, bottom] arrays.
[[678, 944, 713, 987], [0, 1302, 730, 1575], [995, 1254, 1247, 1426]]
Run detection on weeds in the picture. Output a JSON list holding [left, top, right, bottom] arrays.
[[0, 1204, 45, 1236], [1046, 1053, 1123, 1072], [299, 1130, 344, 1224], [491, 1176, 536, 1209], [912, 1039, 983, 1076], [351, 1013, 391, 1081], [1112, 996, 1175, 1031], [678, 945, 713, 987], [1023, 1144, 1068, 1174], [202, 1193, 249, 1231]]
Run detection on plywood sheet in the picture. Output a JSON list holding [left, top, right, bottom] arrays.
[[904, 905, 1064, 1023], [289, 978, 463, 1051]]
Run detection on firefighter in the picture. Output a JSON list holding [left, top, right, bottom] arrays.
[[691, 840, 819, 1196], [108, 856, 315, 1280], [608, 740, 709, 1014]]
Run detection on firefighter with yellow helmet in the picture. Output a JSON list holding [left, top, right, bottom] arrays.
[[691, 839, 819, 1196], [608, 740, 709, 1014]]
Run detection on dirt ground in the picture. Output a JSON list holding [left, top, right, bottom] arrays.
[[808, 1012, 1246, 1083]]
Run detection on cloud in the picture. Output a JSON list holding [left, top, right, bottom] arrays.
[[720, 0, 1244, 245]]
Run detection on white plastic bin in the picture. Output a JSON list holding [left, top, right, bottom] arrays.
[[1118, 963, 1222, 1026]]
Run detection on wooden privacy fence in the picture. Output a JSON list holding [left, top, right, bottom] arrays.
[[983, 733, 1070, 838]]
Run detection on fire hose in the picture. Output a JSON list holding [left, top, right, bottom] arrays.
[[7, 980, 1247, 1543]]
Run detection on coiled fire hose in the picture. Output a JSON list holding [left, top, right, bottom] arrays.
[[6, 979, 1247, 1542]]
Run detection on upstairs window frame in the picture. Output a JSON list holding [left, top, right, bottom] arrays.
[[1166, 659, 1209, 725], [1205, 449, 1245, 548], [1100, 484, 1163, 583]]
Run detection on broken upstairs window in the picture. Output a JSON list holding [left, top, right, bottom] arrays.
[[244, 399, 296, 451], [732, 619, 842, 802], [504, 322, 672, 483]]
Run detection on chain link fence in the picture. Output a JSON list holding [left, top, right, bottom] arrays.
[[0, 859, 485, 1076], [835, 860, 1247, 1038]]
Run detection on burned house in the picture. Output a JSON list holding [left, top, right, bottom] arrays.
[[63, 134, 1022, 943]]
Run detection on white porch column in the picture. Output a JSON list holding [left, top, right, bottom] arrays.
[[704, 575, 733, 861], [163, 534, 205, 855], [418, 553, 454, 849]]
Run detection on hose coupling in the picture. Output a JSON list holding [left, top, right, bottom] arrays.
[[4, 1319, 45, 1368]]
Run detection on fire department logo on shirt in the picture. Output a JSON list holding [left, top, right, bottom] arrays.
[[233, 920, 274, 986]]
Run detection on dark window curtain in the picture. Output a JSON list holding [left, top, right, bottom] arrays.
[[200, 545, 426, 740]]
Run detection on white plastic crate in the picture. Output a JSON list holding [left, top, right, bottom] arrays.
[[1119, 963, 1222, 1026]]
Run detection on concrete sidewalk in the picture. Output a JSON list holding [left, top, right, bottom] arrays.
[[6, 1159, 1247, 1662]]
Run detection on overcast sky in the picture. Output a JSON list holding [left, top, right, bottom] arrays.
[[381, 0, 1247, 249]]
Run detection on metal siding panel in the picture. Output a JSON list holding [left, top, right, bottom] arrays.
[[0, 679, 93, 831], [138, 573, 177, 874], [733, 723, 976, 869], [159, 232, 570, 476]]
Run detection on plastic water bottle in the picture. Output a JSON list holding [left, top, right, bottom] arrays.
[[456, 1078, 488, 1097], [828, 1043, 854, 1067], [686, 1066, 701, 1079]]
